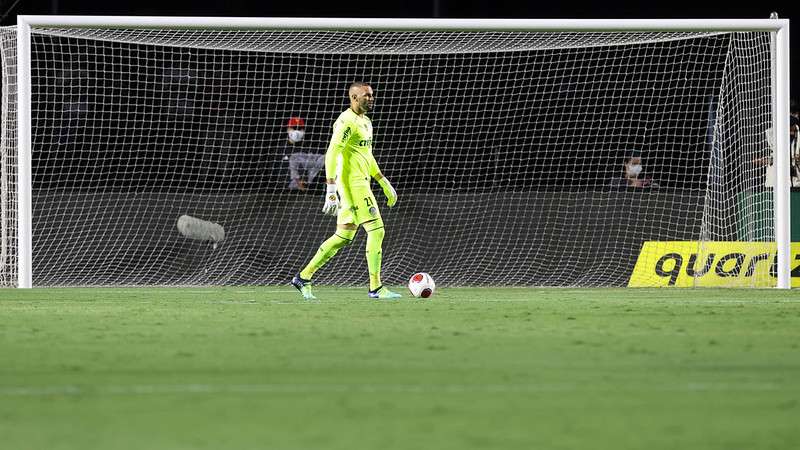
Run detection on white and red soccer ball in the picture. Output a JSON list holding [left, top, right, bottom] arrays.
[[408, 272, 435, 298]]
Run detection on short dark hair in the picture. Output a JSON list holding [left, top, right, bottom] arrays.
[[349, 81, 370, 91]]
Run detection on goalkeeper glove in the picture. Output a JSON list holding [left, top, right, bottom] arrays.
[[322, 183, 339, 216], [377, 177, 397, 207]]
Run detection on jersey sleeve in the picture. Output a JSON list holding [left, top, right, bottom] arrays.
[[365, 118, 381, 178], [367, 152, 381, 178], [325, 116, 351, 180]]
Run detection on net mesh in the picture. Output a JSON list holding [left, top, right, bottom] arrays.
[[0, 25, 774, 287], [0, 27, 17, 287]]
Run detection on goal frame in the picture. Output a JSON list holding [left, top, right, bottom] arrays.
[[13, 15, 791, 288]]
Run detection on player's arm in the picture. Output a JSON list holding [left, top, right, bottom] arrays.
[[325, 119, 349, 181], [370, 158, 397, 208], [321, 119, 350, 215]]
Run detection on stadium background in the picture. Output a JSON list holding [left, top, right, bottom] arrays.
[[0, 1, 793, 286], [2, 1, 797, 100]]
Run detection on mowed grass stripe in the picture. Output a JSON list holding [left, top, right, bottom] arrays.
[[1, 287, 799, 450]]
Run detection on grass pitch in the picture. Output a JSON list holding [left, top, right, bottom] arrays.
[[1, 287, 799, 450]]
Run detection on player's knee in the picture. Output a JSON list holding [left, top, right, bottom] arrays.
[[364, 220, 385, 243], [368, 227, 384, 242], [334, 227, 356, 247]]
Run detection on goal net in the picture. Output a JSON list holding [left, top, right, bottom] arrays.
[[0, 21, 781, 287]]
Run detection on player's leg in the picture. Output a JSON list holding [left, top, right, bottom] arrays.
[[300, 224, 356, 280], [293, 223, 356, 300], [345, 188, 401, 299], [363, 218, 401, 299]]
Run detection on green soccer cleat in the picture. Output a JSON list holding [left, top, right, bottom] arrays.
[[368, 286, 402, 299], [291, 275, 317, 300]]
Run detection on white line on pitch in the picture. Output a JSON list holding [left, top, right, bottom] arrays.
[[0, 382, 793, 397]]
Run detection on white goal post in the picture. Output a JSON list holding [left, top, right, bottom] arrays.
[[4, 16, 792, 288]]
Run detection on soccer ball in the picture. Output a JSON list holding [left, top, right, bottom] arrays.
[[408, 272, 435, 298]]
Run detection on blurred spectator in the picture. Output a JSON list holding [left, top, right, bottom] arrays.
[[612, 151, 656, 188], [283, 116, 324, 191], [758, 115, 800, 187], [793, 115, 800, 186]]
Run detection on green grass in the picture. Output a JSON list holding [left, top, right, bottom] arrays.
[[1, 287, 799, 450]]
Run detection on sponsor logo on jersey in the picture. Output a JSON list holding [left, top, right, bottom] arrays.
[[628, 241, 800, 287], [358, 138, 373, 147]]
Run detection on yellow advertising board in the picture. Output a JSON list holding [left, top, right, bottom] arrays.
[[628, 241, 800, 287]]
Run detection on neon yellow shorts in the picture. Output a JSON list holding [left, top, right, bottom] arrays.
[[338, 186, 381, 226]]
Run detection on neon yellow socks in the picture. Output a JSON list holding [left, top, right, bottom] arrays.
[[300, 229, 355, 280], [364, 220, 385, 291]]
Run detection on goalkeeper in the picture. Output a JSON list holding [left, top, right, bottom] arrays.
[[292, 82, 401, 300]]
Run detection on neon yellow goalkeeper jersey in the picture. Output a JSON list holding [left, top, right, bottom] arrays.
[[325, 108, 380, 189]]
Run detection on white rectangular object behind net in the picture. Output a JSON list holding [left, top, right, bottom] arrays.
[[0, 17, 791, 287]]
